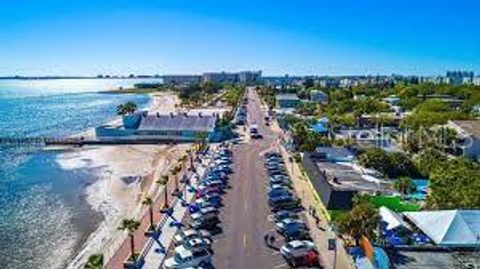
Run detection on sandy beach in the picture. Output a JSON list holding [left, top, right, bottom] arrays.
[[63, 92, 191, 268]]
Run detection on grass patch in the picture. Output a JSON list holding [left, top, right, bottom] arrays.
[[366, 195, 421, 212]]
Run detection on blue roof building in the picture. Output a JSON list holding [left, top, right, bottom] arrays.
[[96, 112, 224, 142]]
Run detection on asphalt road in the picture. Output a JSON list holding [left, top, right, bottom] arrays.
[[212, 88, 288, 269]]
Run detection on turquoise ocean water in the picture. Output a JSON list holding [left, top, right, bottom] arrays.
[[0, 79, 156, 269]]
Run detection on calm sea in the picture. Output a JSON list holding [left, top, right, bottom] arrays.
[[0, 79, 156, 269]]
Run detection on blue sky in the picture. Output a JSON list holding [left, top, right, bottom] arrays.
[[1, 0, 479, 76]]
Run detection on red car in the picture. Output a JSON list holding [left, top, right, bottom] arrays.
[[286, 250, 322, 268]]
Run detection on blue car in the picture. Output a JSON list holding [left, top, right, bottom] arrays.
[[268, 188, 292, 199]]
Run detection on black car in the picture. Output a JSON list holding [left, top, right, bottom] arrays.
[[190, 216, 221, 230], [270, 196, 301, 212], [268, 170, 288, 177], [264, 152, 282, 158]]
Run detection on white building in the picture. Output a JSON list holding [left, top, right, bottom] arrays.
[[473, 77, 480, 86], [446, 120, 480, 160]]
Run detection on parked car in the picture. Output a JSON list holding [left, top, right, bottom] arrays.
[[269, 177, 291, 186], [284, 250, 321, 268], [268, 188, 292, 199], [190, 216, 220, 230], [194, 198, 220, 209], [197, 206, 219, 216], [268, 170, 288, 177], [201, 193, 222, 206], [265, 160, 284, 166], [269, 174, 290, 181], [191, 211, 218, 222], [163, 246, 212, 269], [268, 184, 292, 192], [215, 159, 232, 165], [179, 238, 213, 253], [196, 185, 223, 196], [273, 210, 299, 223], [200, 180, 226, 190], [270, 196, 301, 212], [276, 218, 308, 234], [265, 164, 283, 170], [264, 152, 282, 158], [173, 229, 211, 246], [280, 240, 316, 258]]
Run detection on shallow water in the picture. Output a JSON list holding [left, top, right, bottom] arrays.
[[0, 79, 155, 269]]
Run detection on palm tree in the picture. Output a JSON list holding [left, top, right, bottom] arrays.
[[118, 218, 141, 262], [116, 101, 138, 115], [171, 165, 182, 193], [186, 149, 195, 171], [142, 196, 155, 231], [394, 177, 416, 198], [156, 175, 169, 209], [84, 253, 103, 269]]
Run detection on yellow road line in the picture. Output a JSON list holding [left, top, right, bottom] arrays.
[[243, 233, 248, 247]]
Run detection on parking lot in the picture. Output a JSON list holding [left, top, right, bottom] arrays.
[[162, 88, 321, 268]]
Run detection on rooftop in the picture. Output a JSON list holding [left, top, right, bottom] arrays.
[[450, 120, 480, 138], [276, 93, 300, 100], [388, 250, 480, 269], [138, 114, 217, 132], [315, 161, 391, 193]]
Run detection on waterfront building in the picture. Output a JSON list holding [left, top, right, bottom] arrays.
[[162, 75, 202, 85], [201, 70, 261, 84], [202, 72, 238, 84], [96, 112, 224, 142]]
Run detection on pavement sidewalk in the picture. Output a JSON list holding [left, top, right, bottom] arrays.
[[142, 163, 208, 268]]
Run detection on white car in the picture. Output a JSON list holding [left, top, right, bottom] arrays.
[[191, 211, 218, 222], [280, 240, 316, 258], [276, 218, 307, 232], [177, 238, 212, 253], [173, 229, 211, 245], [163, 246, 212, 269]]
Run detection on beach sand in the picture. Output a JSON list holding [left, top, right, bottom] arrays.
[[63, 92, 191, 268]]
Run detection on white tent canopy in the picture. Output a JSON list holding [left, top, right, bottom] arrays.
[[379, 206, 411, 230], [404, 210, 480, 247]]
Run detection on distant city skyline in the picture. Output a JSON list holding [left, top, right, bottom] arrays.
[[1, 0, 479, 76]]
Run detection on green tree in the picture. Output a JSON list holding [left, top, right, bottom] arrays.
[[156, 175, 170, 209], [116, 101, 138, 115], [85, 254, 103, 269], [415, 148, 447, 177], [142, 196, 155, 231], [358, 148, 391, 176], [118, 219, 141, 261], [426, 161, 480, 209], [336, 199, 379, 245], [393, 177, 416, 197]]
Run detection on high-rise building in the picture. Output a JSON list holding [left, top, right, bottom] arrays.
[[238, 71, 262, 83], [446, 71, 474, 85], [202, 71, 261, 84], [162, 75, 202, 85]]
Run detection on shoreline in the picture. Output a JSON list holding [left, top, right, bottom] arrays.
[[64, 92, 188, 268]]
